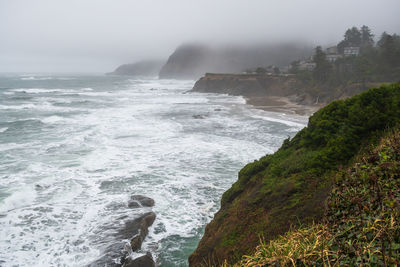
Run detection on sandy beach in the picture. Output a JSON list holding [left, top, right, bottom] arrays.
[[246, 96, 323, 116]]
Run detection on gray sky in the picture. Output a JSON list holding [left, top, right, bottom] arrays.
[[1, 0, 399, 73]]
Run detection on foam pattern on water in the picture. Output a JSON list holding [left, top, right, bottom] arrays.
[[0, 74, 307, 266]]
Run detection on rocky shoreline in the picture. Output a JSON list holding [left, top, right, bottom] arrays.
[[190, 73, 322, 116], [88, 195, 156, 267]]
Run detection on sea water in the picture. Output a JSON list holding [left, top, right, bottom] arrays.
[[0, 74, 307, 266]]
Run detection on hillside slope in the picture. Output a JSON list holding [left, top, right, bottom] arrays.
[[238, 127, 400, 266], [189, 83, 400, 266]]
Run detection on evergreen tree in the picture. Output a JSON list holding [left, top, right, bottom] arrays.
[[378, 32, 400, 68], [337, 27, 362, 53], [360, 25, 374, 48], [313, 46, 331, 83]]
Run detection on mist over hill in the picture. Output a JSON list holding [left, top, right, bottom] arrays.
[[108, 60, 165, 76], [159, 43, 313, 79]]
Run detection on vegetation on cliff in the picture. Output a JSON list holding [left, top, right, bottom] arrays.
[[189, 83, 400, 266], [237, 127, 400, 266]]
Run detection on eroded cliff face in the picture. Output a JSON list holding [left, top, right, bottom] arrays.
[[191, 73, 385, 106], [191, 73, 300, 99]]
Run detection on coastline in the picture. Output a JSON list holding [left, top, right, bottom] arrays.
[[245, 95, 322, 116]]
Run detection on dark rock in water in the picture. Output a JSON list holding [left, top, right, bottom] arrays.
[[127, 201, 141, 208], [128, 195, 155, 208], [129, 213, 156, 251], [124, 252, 155, 267], [88, 212, 156, 267], [118, 212, 156, 241], [192, 114, 208, 119], [130, 235, 142, 252]]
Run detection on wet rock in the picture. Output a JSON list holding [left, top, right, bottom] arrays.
[[88, 246, 126, 267], [192, 114, 207, 119], [130, 235, 142, 252], [124, 252, 155, 267], [89, 212, 156, 267], [128, 195, 155, 208], [129, 212, 156, 251], [118, 212, 155, 240]]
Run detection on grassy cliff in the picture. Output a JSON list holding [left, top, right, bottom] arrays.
[[189, 83, 400, 266], [236, 127, 400, 266]]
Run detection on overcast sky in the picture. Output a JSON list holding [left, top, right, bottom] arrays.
[[1, 0, 399, 73]]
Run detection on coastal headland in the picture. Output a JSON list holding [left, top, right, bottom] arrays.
[[191, 72, 323, 116]]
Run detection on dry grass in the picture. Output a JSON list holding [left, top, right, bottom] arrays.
[[235, 224, 334, 267]]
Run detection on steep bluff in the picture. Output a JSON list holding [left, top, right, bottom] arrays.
[[189, 83, 400, 266], [191, 73, 299, 98], [191, 73, 386, 106]]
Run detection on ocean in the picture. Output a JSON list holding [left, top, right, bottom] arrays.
[[0, 74, 307, 266]]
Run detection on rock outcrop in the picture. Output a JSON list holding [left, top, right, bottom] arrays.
[[88, 196, 156, 267], [191, 73, 385, 106], [191, 73, 298, 98], [124, 252, 155, 267], [128, 195, 155, 208]]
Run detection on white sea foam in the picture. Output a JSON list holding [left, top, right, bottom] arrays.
[[20, 76, 75, 81], [3, 91, 15, 95], [0, 103, 36, 110], [0, 75, 308, 266], [0, 142, 29, 152], [12, 88, 76, 94], [252, 114, 306, 127], [0, 127, 8, 133], [41, 115, 66, 124], [0, 187, 37, 214]]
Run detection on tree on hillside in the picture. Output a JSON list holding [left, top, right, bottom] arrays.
[[360, 25, 374, 49], [377, 32, 400, 68], [289, 60, 300, 74], [337, 27, 362, 53], [255, 67, 267, 74], [313, 46, 331, 83]]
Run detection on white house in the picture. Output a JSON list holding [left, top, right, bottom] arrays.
[[326, 54, 342, 62], [298, 61, 316, 71], [344, 47, 360, 56]]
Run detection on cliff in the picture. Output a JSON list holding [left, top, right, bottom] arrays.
[[189, 83, 400, 266], [108, 60, 164, 76], [191, 73, 387, 107], [191, 73, 299, 98], [159, 43, 313, 80]]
